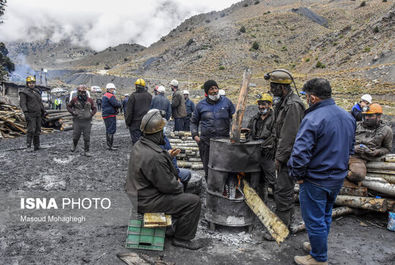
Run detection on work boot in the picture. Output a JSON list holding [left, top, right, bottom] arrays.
[[303, 242, 312, 253], [84, 141, 92, 157], [71, 139, 78, 152], [294, 255, 328, 265], [171, 238, 206, 250]]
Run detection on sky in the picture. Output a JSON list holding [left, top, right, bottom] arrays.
[[0, 0, 240, 51]]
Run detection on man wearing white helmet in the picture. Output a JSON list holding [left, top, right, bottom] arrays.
[[102, 83, 121, 150], [351, 94, 372, 121], [170, 79, 187, 131], [150, 85, 171, 120], [183, 90, 195, 131]]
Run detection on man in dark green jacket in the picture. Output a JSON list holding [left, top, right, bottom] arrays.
[[125, 109, 204, 250], [19, 76, 46, 150], [266, 69, 305, 227]]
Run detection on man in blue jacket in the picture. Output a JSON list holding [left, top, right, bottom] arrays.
[[350, 94, 372, 121], [183, 90, 195, 131], [102, 83, 121, 150], [190, 80, 235, 180], [150, 86, 172, 120], [288, 78, 355, 265]]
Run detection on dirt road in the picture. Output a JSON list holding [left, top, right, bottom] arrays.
[[0, 120, 394, 265]]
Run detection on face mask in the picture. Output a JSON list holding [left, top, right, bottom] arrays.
[[113, 90, 116, 95], [208, 94, 220, 101], [273, 96, 281, 105], [258, 108, 268, 115], [363, 119, 377, 128], [362, 106, 368, 112]]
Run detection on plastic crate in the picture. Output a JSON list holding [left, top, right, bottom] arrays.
[[125, 219, 165, 251]]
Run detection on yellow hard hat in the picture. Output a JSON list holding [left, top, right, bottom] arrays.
[[26, 76, 36, 83], [265, 69, 292, 85], [135, 78, 146, 87], [256, 93, 273, 104], [362, 103, 383, 115]]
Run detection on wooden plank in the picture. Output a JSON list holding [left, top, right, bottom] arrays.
[[230, 68, 252, 143]]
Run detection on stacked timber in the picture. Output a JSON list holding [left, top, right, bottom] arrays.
[[0, 103, 27, 138], [334, 154, 395, 212], [167, 131, 203, 170], [43, 110, 73, 131]]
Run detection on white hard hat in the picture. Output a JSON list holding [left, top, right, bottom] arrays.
[[170, 79, 179, 87], [219, 89, 226, 96], [106, 83, 116, 90], [361, 94, 372, 104], [183, 90, 189, 95], [157, 86, 166, 93], [124, 94, 129, 96]]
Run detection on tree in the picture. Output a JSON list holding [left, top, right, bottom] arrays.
[[0, 0, 14, 82]]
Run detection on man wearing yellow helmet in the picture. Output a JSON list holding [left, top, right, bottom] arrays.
[[246, 93, 276, 203], [19, 75, 46, 150], [348, 103, 393, 183], [125, 78, 152, 144]]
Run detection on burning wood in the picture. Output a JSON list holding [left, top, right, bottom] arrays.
[[243, 180, 289, 244]]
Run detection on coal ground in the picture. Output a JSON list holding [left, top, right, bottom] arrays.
[[0, 118, 394, 265]]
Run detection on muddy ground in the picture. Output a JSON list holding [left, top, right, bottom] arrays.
[[0, 118, 394, 265]]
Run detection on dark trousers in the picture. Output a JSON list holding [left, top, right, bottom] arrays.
[[26, 114, 41, 147], [197, 140, 210, 180], [97, 104, 102, 111], [299, 181, 342, 262], [183, 116, 191, 131], [103, 117, 117, 134], [129, 128, 142, 144], [274, 161, 295, 225], [139, 193, 201, 240], [73, 119, 92, 144], [256, 159, 276, 201], [174, 118, 185, 131]]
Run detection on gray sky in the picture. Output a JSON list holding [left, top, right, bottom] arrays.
[[0, 0, 240, 51]]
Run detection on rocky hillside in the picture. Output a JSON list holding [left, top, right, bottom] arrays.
[[5, 0, 395, 112]]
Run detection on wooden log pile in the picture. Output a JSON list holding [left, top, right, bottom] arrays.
[[168, 131, 203, 170], [0, 103, 74, 138]]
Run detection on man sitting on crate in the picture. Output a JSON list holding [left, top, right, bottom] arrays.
[[125, 109, 204, 250]]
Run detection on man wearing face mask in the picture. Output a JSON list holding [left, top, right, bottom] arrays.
[[350, 94, 372, 121], [170, 79, 187, 131], [348, 103, 392, 183], [288, 78, 355, 265], [67, 85, 97, 157], [19, 76, 46, 151], [126, 109, 204, 250], [246, 93, 276, 202], [190, 80, 235, 180], [267, 69, 305, 227], [102, 83, 121, 150]]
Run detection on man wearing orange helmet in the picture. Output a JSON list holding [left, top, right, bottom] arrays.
[[348, 103, 393, 182]]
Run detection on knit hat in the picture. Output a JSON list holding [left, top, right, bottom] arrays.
[[203, 80, 218, 94]]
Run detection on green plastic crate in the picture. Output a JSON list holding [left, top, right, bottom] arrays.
[[125, 219, 165, 251]]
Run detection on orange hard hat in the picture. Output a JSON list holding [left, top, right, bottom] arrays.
[[363, 103, 383, 114]]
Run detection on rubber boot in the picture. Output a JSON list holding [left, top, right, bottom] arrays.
[[71, 139, 78, 152], [276, 210, 291, 227], [84, 141, 92, 157], [33, 136, 40, 151], [26, 135, 32, 149], [106, 133, 112, 150], [109, 134, 118, 150]]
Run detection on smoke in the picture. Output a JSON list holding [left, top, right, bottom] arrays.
[[0, 0, 239, 51]]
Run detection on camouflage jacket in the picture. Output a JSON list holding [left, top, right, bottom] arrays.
[[273, 91, 305, 163]]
